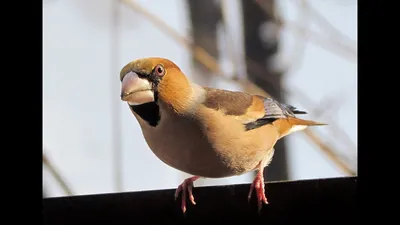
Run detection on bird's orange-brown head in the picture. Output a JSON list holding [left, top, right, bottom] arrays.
[[120, 57, 192, 112]]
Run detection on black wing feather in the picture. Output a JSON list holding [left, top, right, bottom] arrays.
[[244, 98, 307, 131]]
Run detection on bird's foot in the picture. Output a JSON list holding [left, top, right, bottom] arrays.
[[248, 172, 268, 212], [174, 176, 200, 213]]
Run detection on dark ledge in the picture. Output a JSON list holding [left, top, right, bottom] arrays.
[[43, 176, 357, 225]]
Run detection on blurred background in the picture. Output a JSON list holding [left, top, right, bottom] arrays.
[[43, 0, 357, 198]]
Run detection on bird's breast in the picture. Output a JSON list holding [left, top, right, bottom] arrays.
[[134, 105, 276, 178]]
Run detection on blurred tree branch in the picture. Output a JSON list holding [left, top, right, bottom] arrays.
[[120, 0, 222, 74], [241, 0, 289, 181], [290, 88, 357, 159], [290, 0, 357, 47], [120, 0, 356, 176], [43, 151, 73, 196], [285, 0, 310, 72], [301, 129, 355, 175], [255, 0, 357, 63], [111, 0, 123, 192], [186, 0, 222, 186], [254, 0, 357, 165], [220, 0, 240, 78]]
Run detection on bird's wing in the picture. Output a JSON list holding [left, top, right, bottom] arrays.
[[201, 87, 307, 131]]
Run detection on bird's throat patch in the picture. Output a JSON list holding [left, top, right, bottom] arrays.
[[130, 101, 160, 127]]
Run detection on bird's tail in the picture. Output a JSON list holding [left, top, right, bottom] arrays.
[[288, 117, 328, 126]]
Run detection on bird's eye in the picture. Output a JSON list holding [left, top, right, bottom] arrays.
[[154, 64, 165, 76]]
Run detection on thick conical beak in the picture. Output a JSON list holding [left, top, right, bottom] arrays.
[[120, 71, 154, 105]]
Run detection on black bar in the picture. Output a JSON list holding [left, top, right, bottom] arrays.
[[43, 176, 357, 225]]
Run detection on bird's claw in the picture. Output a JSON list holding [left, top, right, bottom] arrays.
[[174, 176, 199, 213], [248, 174, 268, 213]]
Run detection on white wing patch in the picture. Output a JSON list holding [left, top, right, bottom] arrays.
[[280, 125, 307, 138]]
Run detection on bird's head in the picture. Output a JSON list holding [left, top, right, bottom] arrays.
[[119, 57, 187, 106]]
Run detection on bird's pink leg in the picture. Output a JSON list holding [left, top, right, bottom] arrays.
[[174, 176, 200, 213], [248, 163, 268, 212]]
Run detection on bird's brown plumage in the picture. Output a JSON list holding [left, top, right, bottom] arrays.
[[120, 57, 181, 81], [120, 57, 326, 178], [120, 57, 327, 212]]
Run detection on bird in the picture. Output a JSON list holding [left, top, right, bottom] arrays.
[[119, 57, 327, 213]]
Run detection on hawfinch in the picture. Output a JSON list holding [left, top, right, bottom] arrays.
[[119, 57, 327, 213]]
